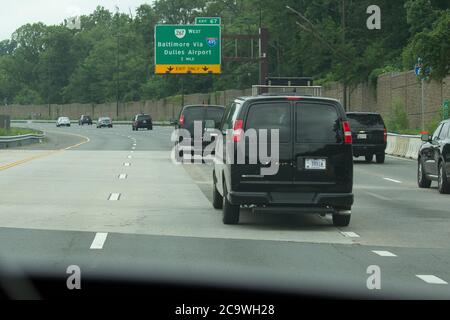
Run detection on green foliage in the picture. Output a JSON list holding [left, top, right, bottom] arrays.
[[386, 98, 409, 133], [0, 127, 42, 136], [0, 1, 448, 106]]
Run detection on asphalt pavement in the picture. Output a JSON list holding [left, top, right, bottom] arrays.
[[1, 122, 450, 299]]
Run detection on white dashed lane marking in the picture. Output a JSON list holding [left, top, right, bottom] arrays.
[[108, 193, 121, 201], [124, 163, 131, 167], [416, 275, 448, 285], [90, 233, 108, 250], [372, 250, 397, 257], [383, 178, 402, 184], [118, 174, 127, 180], [340, 231, 360, 238]]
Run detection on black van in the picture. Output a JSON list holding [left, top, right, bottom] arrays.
[[174, 105, 225, 151], [346, 112, 387, 163], [212, 95, 354, 227]]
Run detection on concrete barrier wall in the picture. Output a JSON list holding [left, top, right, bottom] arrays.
[[386, 133, 422, 160]]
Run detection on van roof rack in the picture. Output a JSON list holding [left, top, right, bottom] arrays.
[[259, 92, 313, 97]]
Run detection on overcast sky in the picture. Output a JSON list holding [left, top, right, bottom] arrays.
[[0, 0, 153, 41]]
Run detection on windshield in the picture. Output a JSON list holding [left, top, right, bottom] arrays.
[[1, 0, 449, 304]]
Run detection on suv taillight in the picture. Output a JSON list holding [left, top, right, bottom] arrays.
[[342, 120, 352, 144], [233, 119, 244, 142], [384, 128, 387, 143], [179, 114, 185, 126]]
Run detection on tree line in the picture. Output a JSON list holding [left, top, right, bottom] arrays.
[[0, 0, 448, 106]]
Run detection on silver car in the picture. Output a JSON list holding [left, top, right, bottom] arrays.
[[97, 117, 113, 128], [56, 117, 71, 127]]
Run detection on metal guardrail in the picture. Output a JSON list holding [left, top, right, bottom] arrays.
[[0, 133, 45, 149]]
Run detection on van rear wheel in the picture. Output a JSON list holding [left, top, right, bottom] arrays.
[[333, 207, 351, 227], [222, 183, 239, 225], [212, 172, 223, 209], [376, 153, 385, 164], [365, 154, 373, 163]]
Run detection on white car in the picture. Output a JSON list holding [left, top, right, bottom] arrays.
[[56, 117, 71, 127]]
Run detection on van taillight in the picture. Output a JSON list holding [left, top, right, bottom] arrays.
[[384, 128, 387, 143], [342, 120, 352, 144], [233, 119, 244, 142], [179, 114, 185, 126]]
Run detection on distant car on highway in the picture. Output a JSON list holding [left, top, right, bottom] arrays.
[[213, 95, 354, 227], [97, 117, 113, 128], [132, 114, 153, 131], [79, 115, 93, 126], [173, 105, 225, 153], [346, 112, 387, 163], [418, 119, 450, 194], [56, 117, 71, 127]]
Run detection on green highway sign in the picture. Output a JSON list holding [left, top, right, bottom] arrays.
[[154, 25, 221, 74], [195, 17, 221, 25]]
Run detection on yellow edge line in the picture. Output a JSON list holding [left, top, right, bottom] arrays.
[[0, 131, 90, 171]]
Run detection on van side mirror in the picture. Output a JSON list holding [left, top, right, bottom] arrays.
[[421, 133, 431, 142]]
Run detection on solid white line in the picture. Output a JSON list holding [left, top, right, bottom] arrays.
[[108, 193, 121, 201], [340, 231, 360, 238], [90, 232, 108, 250], [383, 178, 402, 184], [118, 174, 127, 180], [416, 275, 448, 285], [372, 250, 397, 257]]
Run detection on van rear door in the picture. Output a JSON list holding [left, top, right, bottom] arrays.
[[293, 101, 353, 193], [238, 101, 293, 192]]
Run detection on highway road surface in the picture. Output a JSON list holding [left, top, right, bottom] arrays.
[[1, 122, 450, 298]]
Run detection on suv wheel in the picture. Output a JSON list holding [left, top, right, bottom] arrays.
[[332, 209, 351, 227], [222, 183, 239, 225], [365, 154, 373, 163], [438, 162, 450, 194], [212, 172, 223, 209], [418, 159, 431, 188], [376, 153, 385, 164]]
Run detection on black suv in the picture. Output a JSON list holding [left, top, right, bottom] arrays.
[[79, 115, 92, 126], [212, 95, 354, 227], [346, 112, 387, 163], [132, 114, 153, 131], [174, 105, 225, 151], [418, 119, 450, 194]]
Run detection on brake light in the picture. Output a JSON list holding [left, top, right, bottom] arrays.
[[384, 128, 387, 143], [233, 119, 244, 142], [179, 114, 185, 126], [342, 120, 352, 144], [287, 97, 302, 101]]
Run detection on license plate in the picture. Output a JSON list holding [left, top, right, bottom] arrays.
[[357, 134, 367, 139], [305, 159, 326, 170], [143, 120, 147, 123]]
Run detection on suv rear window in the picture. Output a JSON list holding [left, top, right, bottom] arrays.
[[347, 114, 384, 128], [183, 107, 204, 125], [296, 103, 339, 143], [245, 102, 291, 143], [205, 108, 224, 124], [137, 115, 150, 121]]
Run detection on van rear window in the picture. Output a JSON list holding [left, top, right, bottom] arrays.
[[245, 102, 291, 143], [296, 103, 339, 143], [347, 114, 384, 128]]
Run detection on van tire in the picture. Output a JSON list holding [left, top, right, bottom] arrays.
[[438, 162, 450, 194], [212, 172, 223, 209], [376, 153, 385, 164], [222, 183, 239, 225], [365, 154, 373, 163], [333, 214, 351, 227]]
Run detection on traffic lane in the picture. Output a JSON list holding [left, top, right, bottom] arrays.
[[187, 157, 450, 249], [353, 155, 418, 186], [10, 123, 85, 151], [1, 227, 449, 299]]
